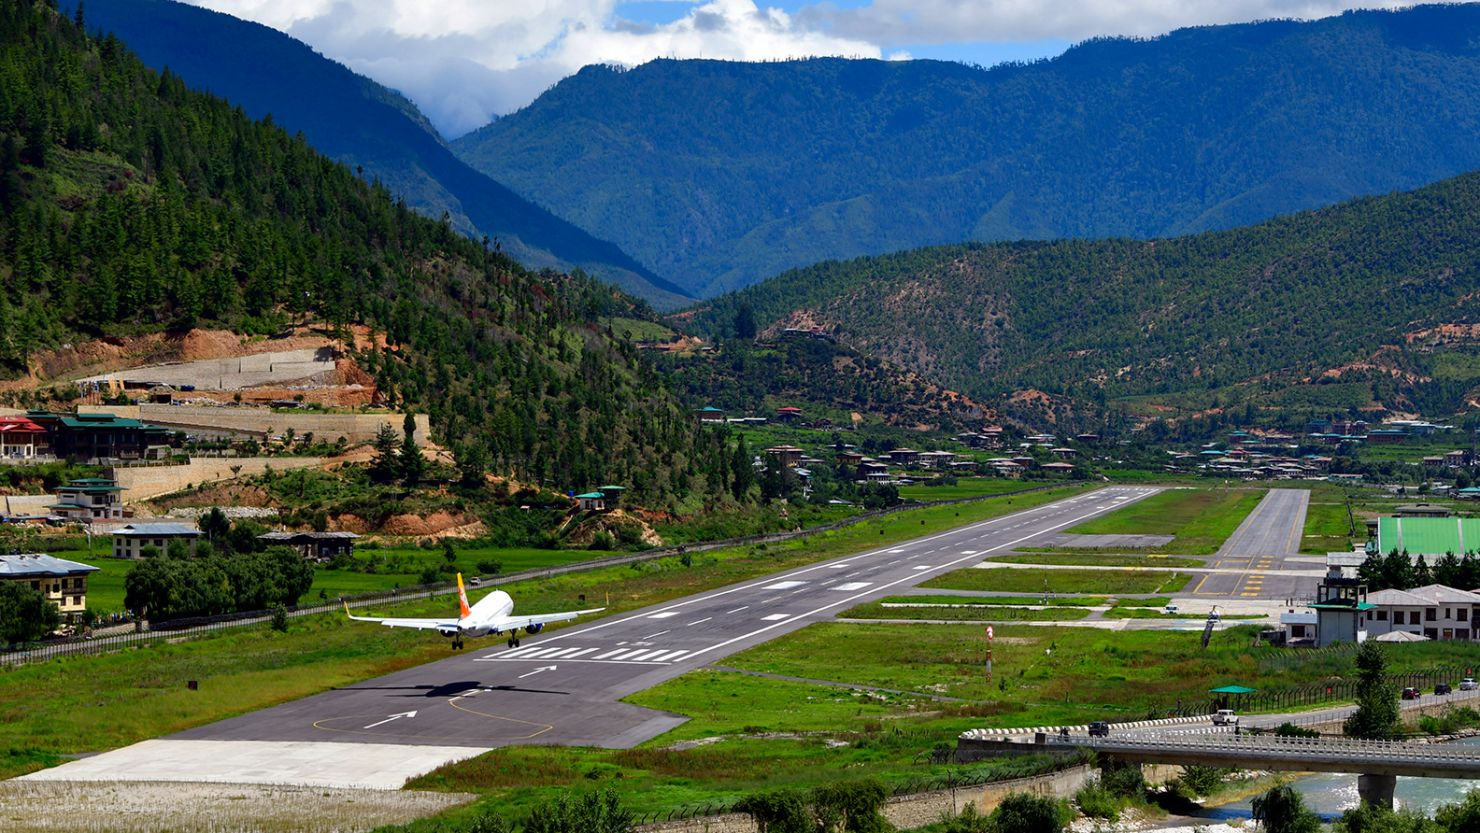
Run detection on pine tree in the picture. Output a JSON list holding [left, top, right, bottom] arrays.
[[369, 424, 399, 484], [399, 412, 425, 484], [731, 434, 754, 500], [1344, 640, 1400, 740]]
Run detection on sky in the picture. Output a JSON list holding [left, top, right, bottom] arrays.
[[181, 1, 1417, 138]]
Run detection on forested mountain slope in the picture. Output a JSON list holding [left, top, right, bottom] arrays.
[[0, 0, 724, 506], [458, 4, 1480, 297], [686, 170, 1480, 418], [69, 0, 692, 308]]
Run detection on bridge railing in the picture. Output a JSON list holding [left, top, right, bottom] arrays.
[[1044, 732, 1480, 762]]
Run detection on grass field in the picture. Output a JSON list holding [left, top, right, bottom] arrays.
[[990, 553, 1203, 568], [895, 479, 1041, 502], [1298, 484, 1357, 554], [0, 485, 1089, 781], [870, 594, 1111, 607], [841, 601, 1090, 622], [922, 567, 1192, 595], [1065, 488, 1265, 554]]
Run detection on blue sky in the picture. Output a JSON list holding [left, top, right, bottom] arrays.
[[184, 1, 1417, 137]]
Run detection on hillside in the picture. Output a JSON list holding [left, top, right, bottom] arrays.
[[685, 170, 1480, 421], [68, 0, 692, 308], [0, 0, 722, 507], [457, 4, 1480, 297]]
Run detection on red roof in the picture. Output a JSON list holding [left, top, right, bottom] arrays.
[[0, 417, 45, 434], [776, 406, 803, 413]]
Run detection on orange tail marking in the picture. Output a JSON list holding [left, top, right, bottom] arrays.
[[456, 574, 472, 619]]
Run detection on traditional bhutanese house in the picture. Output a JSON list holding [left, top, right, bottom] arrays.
[[597, 485, 626, 506], [917, 450, 956, 468], [764, 445, 805, 467], [112, 522, 201, 559], [0, 416, 49, 460], [1445, 450, 1468, 467], [1394, 504, 1453, 519], [1040, 462, 1076, 474], [858, 460, 891, 481], [1075, 433, 1101, 443], [774, 406, 804, 422], [257, 531, 361, 561], [49, 477, 124, 521], [1049, 447, 1075, 458], [574, 492, 607, 511], [987, 459, 1023, 478], [1366, 428, 1407, 443], [1010, 456, 1036, 469], [28, 411, 172, 462], [696, 406, 726, 423], [835, 451, 865, 466], [886, 448, 920, 466], [0, 553, 99, 623]]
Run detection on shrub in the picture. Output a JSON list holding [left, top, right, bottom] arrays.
[[1172, 765, 1233, 800], [991, 792, 1070, 833], [1074, 779, 1120, 821], [269, 604, 288, 633], [1275, 722, 1321, 739], [1100, 761, 1145, 799], [737, 788, 811, 833], [476, 559, 503, 576], [811, 779, 889, 832], [522, 788, 633, 833]]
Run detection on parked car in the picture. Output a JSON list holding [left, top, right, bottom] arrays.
[[1461, 678, 1479, 691], [1436, 683, 1453, 696], [1212, 709, 1239, 726], [1402, 687, 1422, 700], [1088, 721, 1110, 737], [1164, 604, 1179, 615]]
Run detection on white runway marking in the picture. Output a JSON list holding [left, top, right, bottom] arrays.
[[762, 614, 789, 621], [688, 617, 713, 626], [726, 606, 749, 614], [888, 549, 906, 553], [834, 582, 872, 591], [644, 630, 670, 639], [912, 565, 933, 571], [647, 612, 679, 619], [763, 580, 806, 590], [828, 564, 849, 569]]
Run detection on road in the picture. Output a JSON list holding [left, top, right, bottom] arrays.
[[157, 486, 1158, 752], [1190, 488, 1319, 600]]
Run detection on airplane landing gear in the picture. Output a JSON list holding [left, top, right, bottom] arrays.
[[452, 636, 464, 650], [506, 635, 521, 648]]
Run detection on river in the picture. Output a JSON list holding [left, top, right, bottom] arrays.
[[1196, 735, 1480, 820]]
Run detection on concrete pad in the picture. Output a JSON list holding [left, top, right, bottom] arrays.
[[18, 740, 489, 790], [1037, 533, 1176, 548]]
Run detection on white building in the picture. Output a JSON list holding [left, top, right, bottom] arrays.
[[111, 522, 202, 558], [1365, 585, 1480, 642]]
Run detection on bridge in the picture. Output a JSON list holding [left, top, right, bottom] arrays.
[[966, 732, 1480, 807]]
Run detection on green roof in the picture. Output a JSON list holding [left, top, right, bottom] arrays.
[[1311, 601, 1377, 611], [1209, 685, 1258, 694], [575, 492, 606, 499], [58, 414, 156, 429], [1376, 517, 1480, 556], [597, 485, 626, 491]]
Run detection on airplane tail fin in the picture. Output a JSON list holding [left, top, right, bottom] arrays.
[[456, 573, 473, 619]]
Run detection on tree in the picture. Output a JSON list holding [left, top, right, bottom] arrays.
[[0, 581, 61, 645], [1345, 640, 1401, 739], [731, 434, 755, 500], [1434, 790, 1480, 833], [523, 789, 633, 833], [1335, 802, 1442, 833], [734, 301, 757, 339], [1251, 784, 1322, 833], [456, 442, 488, 489], [369, 423, 400, 483], [399, 413, 424, 484], [200, 507, 231, 543]]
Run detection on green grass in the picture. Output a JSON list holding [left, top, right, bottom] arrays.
[[841, 601, 1091, 622], [1301, 496, 1355, 554], [1099, 609, 1265, 620], [990, 553, 1203, 568], [895, 479, 1039, 502], [1065, 488, 1265, 554], [600, 316, 677, 342], [872, 594, 1111, 607], [922, 567, 1191, 595]]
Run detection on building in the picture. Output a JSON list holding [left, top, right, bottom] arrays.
[[885, 448, 920, 466], [763, 445, 805, 467], [0, 416, 49, 460], [257, 531, 360, 561], [0, 553, 99, 624], [49, 477, 124, 521], [858, 460, 891, 482], [111, 522, 202, 559], [696, 406, 726, 423], [596, 485, 626, 506], [1040, 462, 1077, 474], [835, 451, 864, 466], [1365, 585, 1480, 642], [1306, 563, 1374, 647], [917, 450, 956, 468], [573, 492, 607, 511], [27, 411, 172, 462], [775, 406, 804, 422], [1371, 517, 1480, 558]]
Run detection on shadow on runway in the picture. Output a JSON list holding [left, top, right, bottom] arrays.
[[333, 681, 570, 697]]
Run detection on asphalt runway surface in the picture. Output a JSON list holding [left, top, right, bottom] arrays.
[[172, 486, 1160, 750], [1189, 488, 1320, 601]]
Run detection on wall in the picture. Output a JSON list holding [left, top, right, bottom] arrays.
[[1, 495, 53, 515], [636, 765, 1097, 833], [79, 405, 429, 446], [110, 457, 324, 502]]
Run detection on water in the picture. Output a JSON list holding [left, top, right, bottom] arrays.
[[1196, 736, 1480, 820]]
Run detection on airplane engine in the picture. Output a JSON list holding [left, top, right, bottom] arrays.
[[438, 627, 459, 639], [526, 623, 544, 634]]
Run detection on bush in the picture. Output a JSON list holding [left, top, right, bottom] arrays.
[[937, 805, 992, 833], [1275, 722, 1321, 738], [992, 793, 1071, 833], [1074, 779, 1121, 821], [269, 604, 288, 633], [522, 788, 633, 833], [1172, 765, 1233, 800], [737, 788, 811, 833], [1100, 762, 1145, 799], [476, 559, 503, 576]]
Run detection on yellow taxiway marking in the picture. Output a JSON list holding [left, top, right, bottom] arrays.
[[1191, 573, 1212, 594]]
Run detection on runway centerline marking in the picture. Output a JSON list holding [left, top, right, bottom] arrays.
[[688, 617, 713, 626], [726, 606, 749, 614], [644, 630, 670, 639]]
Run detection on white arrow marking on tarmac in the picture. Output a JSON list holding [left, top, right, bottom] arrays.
[[519, 665, 557, 678], [363, 710, 417, 729]]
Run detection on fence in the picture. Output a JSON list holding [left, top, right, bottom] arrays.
[[2, 482, 1089, 667], [1162, 665, 1480, 720]]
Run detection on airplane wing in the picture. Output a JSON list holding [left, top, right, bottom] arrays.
[[344, 602, 459, 631], [496, 608, 606, 632]]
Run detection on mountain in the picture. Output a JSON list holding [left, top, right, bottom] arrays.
[[456, 4, 1480, 298], [0, 0, 722, 505], [683, 169, 1480, 421], [68, 0, 693, 308]]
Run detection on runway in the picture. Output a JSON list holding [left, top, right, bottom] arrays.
[[1189, 488, 1320, 601], [26, 486, 1164, 788]]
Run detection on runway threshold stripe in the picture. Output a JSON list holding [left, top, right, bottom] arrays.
[[563, 647, 599, 658], [595, 649, 632, 659], [623, 649, 665, 661], [648, 650, 688, 662]]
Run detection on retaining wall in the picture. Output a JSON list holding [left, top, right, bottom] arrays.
[[1, 495, 52, 515], [79, 405, 429, 446], [110, 457, 324, 502]]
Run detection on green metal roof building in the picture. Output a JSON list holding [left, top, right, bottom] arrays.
[[1374, 517, 1480, 556]]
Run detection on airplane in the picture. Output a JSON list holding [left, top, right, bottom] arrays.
[[343, 574, 604, 650]]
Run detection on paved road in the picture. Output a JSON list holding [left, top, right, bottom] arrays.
[[1191, 488, 1317, 601], [170, 487, 1160, 750]]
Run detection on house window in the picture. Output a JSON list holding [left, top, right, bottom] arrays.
[[1461, 609, 1470, 622], [1427, 608, 1437, 622], [71, 595, 81, 606], [1292, 625, 1307, 637], [1377, 610, 1388, 621]]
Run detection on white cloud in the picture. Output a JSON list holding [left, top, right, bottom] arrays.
[[187, 0, 879, 136], [804, 1, 1417, 45]]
